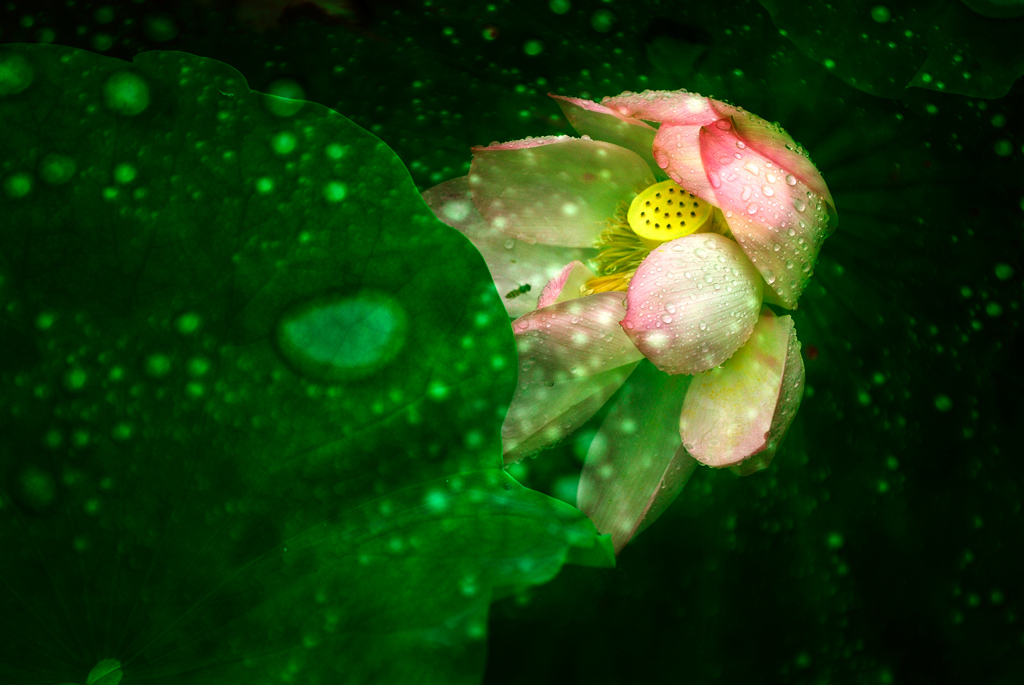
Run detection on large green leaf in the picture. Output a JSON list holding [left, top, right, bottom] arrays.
[[0, 44, 611, 685]]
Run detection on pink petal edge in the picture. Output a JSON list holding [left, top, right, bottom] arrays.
[[620, 233, 763, 375], [600, 89, 721, 125], [536, 260, 597, 309], [502, 292, 644, 463], [709, 101, 836, 223], [679, 312, 801, 468], [698, 120, 831, 308]]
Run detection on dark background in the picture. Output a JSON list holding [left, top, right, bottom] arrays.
[[2, 0, 1021, 682]]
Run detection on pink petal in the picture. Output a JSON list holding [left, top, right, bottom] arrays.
[[536, 260, 597, 309], [502, 292, 644, 463], [470, 137, 655, 248], [651, 123, 717, 205], [549, 94, 662, 178], [709, 102, 836, 221], [422, 177, 596, 318], [730, 314, 805, 475], [699, 120, 832, 309], [679, 312, 804, 468], [620, 233, 763, 375], [600, 90, 721, 125], [577, 361, 698, 554]]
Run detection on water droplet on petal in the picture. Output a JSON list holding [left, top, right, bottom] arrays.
[[708, 171, 722, 188], [794, 198, 806, 212], [741, 185, 752, 201], [764, 269, 777, 284], [785, 174, 797, 186], [746, 203, 758, 214], [715, 119, 731, 130], [762, 185, 774, 196]]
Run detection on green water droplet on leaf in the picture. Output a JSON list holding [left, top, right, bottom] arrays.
[[276, 291, 408, 382]]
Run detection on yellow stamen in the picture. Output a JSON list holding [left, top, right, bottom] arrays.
[[581, 202, 655, 295], [583, 181, 718, 296], [582, 271, 636, 296]]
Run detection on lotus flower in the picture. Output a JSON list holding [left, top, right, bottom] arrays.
[[423, 90, 837, 552]]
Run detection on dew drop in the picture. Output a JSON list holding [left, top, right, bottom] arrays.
[[741, 185, 752, 201], [762, 185, 774, 197], [746, 203, 758, 214], [709, 171, 722, 188], [785, 174, 797, 186]]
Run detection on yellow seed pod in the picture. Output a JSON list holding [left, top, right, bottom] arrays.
[[627, 180, 712, 241]]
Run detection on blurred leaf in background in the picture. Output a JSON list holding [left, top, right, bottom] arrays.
[[759, 0, 1024, 98], [0, 44, 610, 685]]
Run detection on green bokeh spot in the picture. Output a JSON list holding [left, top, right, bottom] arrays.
[[323, 180, 347, 201], [4, 171, 32, 198], [103, 71, 149, 116], [0, 52, 33, 95], [264, 78, 306, 117], [272, 131, 297, 154], [40, 154, 76, 184], [113, 163, 136, 184]]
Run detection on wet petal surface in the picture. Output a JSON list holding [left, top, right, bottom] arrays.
[[423, 177, 596, 317], [652, 123, 717, 205], [699, 119, 832, 308], [712, 102, 836, 217], [470, 137, 655, 247], [503, 293, 644, 463], [578, 361, 697, 554], [730, 315, 805, 476], [550, 94, 662, 178], [601, 90, 720, 125], [620, 233, 763, 375], [679, 312, 801, 468]]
